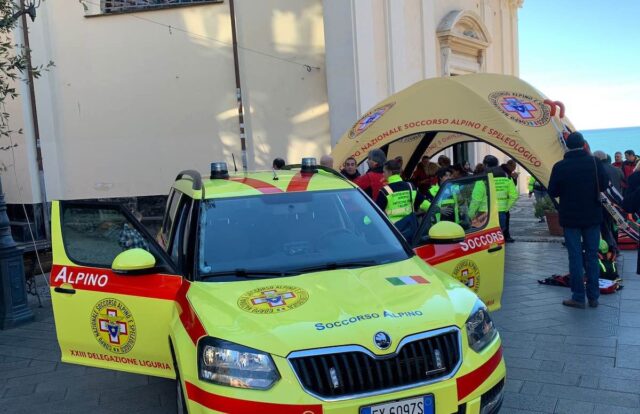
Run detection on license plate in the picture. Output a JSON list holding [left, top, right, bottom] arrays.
[[360, 395, 434, 414]]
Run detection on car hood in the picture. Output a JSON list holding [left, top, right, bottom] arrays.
[[187, 257, 476, 357]]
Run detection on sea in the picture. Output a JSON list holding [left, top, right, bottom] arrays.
[[582, 126, 640, 157]]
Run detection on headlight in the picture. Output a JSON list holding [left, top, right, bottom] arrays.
[[466, 300, 498, 352], [197, 338, 280, 390]]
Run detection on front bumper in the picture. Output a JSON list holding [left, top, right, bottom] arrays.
[[183, 339, 505, 414]]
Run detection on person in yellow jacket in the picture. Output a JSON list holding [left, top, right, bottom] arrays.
[[528, 175, 547, 223], [528, 176, 546, 201], [528, 176, 536, 196], [426, 168, 460, 223], [375, 159, 432, 240], [469, 178, 489, 226], [469, 155, 518, 233], [375, 159, 430, 223]]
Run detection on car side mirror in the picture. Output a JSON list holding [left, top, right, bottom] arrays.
[[112, 248, 157, 274], [428, 221, 466, 244]]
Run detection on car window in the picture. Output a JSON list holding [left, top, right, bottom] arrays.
[[416, 176, 490, 244], [170, 199, 191, 264], [161, 190, 183, 248], [61, 205, 153, 268], [197, 189, 410, 279]]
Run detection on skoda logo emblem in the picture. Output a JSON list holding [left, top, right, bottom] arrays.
[[373, 331, 392, 350]]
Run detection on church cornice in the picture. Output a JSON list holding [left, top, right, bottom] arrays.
[[437, 10, 491, 59]]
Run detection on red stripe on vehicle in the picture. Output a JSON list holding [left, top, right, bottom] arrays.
[[456, 346, 503, 401], [175, 281, 207, 345], [228, 177, 283, 194], [49, 265, 182, 300], [414, 227, 504, 266], [286, 172, 313, 192], [185, 382, 323, 414]]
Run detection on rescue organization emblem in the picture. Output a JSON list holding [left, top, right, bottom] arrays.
[[349, 102, 395, 138], [90, 298, 137, 354], [238, 286, 309, 314], [452, 259, 481, 292], [488, 91, 550, 127]]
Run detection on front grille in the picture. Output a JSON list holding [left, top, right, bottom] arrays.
[[289, 330, 460, 399]]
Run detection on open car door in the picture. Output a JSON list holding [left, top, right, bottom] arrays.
[[49, 201, 182, 378], [411, 174, 505, 311]]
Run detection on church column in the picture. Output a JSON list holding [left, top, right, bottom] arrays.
[[421, 0, 438, 78], [441, 46, 451, 76], [509, 0, 524, 76]]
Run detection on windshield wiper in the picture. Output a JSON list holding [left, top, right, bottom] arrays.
[[290, 260, 379, 274], [200, 260, 380, 280], [200, 269, 297, 280]]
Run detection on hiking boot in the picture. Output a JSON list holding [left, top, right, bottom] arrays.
[[588, 300, 599, 308], [562, 299, 585, 309]]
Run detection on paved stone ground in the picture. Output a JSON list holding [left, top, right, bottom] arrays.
[[508, 197, 564, 243], [497, 244, 640, 414], [1, 200, 639, 413]]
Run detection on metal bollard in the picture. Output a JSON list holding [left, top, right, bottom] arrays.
[[0, 178, 34, 329]]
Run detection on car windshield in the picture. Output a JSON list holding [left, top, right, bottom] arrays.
[[197, 189, 409, 280]]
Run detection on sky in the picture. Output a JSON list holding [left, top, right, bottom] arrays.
[[518, 0, 640, 130]]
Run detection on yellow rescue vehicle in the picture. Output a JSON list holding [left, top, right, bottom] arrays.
[[50, 158, 505, 414]]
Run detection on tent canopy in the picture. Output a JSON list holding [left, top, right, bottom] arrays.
[[332, 74, 575, 187]]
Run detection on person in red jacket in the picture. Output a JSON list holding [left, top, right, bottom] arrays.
[[354, 149, 387, 200], [410, 155, 439, 194], [622, 150, 639, 195], [613, 151, 623, 168], [340, 157, 361, 181]]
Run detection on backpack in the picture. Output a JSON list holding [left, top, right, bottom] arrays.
[[537, 274, 622, 294], [597, 251, 619, 280]]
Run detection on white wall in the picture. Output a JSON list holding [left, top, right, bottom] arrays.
[[31, 2, 239, 200], [323, 1, 358, 146], [325, 0, 521, 144], [6, 0, 522, 201], [18, 0, 327, 201], [235, 0, 329, 168]]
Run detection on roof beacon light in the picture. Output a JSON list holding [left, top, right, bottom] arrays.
[[210, 162, 229, 179], [301, 157, 317, 173]]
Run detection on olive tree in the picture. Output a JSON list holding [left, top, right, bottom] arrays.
[[0, 0, 52, 149]]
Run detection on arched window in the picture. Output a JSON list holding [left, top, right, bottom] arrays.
[[437, 10, 492, 76]]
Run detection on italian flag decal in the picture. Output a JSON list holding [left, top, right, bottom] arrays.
[[386, 275, 430, 286]]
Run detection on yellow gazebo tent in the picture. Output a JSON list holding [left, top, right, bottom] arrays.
[[332, 73, 574, 188], [332, 74, 640, 242]]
